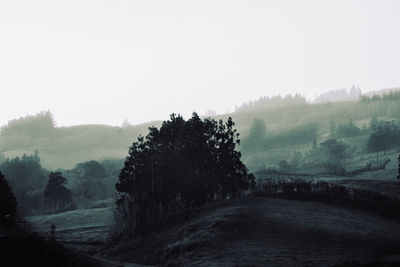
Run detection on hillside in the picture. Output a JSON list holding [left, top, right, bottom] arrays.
[[27, 196, 400, 266], [0, 115, 161, 169], [1, 95, 399, 170]]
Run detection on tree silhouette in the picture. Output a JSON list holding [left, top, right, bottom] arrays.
[[116, 113, 254, 236], [0, 171, 17, 224], [0, 152, 48, 215], [44, 172, 72, 213], [320, 139, 350, 174]]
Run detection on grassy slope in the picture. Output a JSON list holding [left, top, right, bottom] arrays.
[[27, 207, 114, 253], [101, 196, 400, 266], [31, 196, 400, 266]]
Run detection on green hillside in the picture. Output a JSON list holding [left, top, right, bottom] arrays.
[[1, 92, 399, 170]]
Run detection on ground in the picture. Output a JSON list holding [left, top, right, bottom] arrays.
[[27, 195, 400, 267], [27, 207, 114, 254]]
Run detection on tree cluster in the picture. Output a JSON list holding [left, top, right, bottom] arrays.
[[115, 113, 254, 236], [300, 139, 352, 175], [44, 172, 72, 214], [360, 90, 400, 103], [367, 119, 400, 156], [319, 139, 350, 175], [0, 152, 48, 215], [235, 94, 306, 113], [63, 159, 122, 208]]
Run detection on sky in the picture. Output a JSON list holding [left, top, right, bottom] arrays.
[[1, 0, 400, 127]]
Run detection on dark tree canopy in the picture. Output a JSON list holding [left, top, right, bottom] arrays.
[[0, 152, 48, 215], [44, 172, 72, 213], [0, 171, 17, 224], [116, 113, 254, 236]]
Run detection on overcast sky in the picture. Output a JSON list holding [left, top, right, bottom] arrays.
[[1, 0, 399, 126]]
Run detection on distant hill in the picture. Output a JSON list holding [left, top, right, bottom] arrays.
[[1, 89, 399, 170], [0, 111, 162, 169]]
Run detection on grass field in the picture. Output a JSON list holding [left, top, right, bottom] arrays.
[[27, 207, 114, 254], [27, 195, 400, 266]]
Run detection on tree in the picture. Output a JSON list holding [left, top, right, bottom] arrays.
[[369, 115, 378, 132], [320, 139, 350, 174], [72, 160, 108, 200], [243, 118, 266, 151], [44, 172, 72, 213], [0, 152, 48, 215], [367, 122, 397, 157], [115, 113, 254, 236], [0, 171, 17, 224]]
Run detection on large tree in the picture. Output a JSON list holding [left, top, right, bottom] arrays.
[[115, 113, 254, 236]]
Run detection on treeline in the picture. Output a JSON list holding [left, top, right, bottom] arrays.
[[360, 90, 400, 103], [234, 94, 306, 113], [115, 113, 254, 237], [0, 152, 123, 216]]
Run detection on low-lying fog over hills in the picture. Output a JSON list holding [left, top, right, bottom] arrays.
[[1, 1, 400, 266]]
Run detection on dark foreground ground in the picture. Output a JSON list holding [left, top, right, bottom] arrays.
[[100, 197, 400, 267]]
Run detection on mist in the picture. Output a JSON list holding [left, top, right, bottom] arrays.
[[1, 0, 400, 126], [1, 1, 400, 267]]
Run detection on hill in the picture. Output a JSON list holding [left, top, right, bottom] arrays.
[[0, 111, 161, 169], [1, 93, 399, 170], [27, 196, 400, 266]]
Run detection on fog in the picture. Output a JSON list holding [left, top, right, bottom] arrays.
[[1, 2, 400, 265], [1, 0, 400, 126]]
